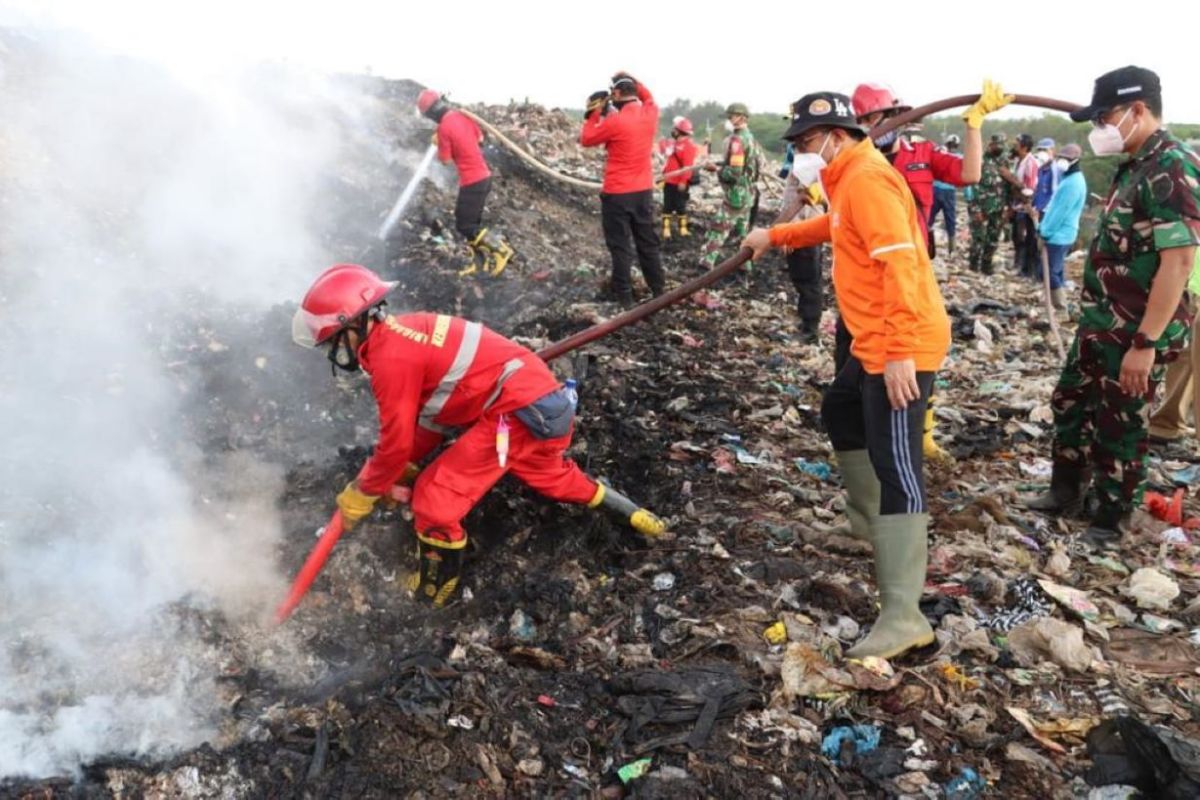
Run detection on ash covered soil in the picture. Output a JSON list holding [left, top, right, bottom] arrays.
[[9, 77, 1200, 800]]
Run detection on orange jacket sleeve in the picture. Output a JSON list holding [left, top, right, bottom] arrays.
[[769, 214, 832, 249], [848, 176, 925, 362]]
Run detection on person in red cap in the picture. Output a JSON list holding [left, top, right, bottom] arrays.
[[580, 72, 665, 305], [417, 89, 513, 276], [851, 81, 1012, 256], [659, 116, 699, 240], [292, 264, 666, 606], [850, 80, 1012, 465]]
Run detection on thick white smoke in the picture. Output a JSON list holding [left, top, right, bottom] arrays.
[[0, 29, 394, 778]]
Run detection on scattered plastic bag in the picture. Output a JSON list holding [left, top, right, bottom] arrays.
[[944, 767, 987, 800], [821, 724, 880, 766], [1085, 716, 1200, 797], [1007, 617, 1097, 673], [794, 457, 832, 480], [1038, 579, 1102, 623], [1125, 568, 1180, 611], [618, 757, 653, 784]]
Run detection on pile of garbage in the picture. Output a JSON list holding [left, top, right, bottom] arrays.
[[6, 59, 1200, 798]]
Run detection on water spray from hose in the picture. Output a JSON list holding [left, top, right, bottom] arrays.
[[378, 143, 438, 240]]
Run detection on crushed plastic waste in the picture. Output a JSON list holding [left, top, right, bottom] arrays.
[[617, 758, 653, 784], [1007, 617, 1097, 673], [794, 457, 833, 480], [821, 724, 881, 766], [944, 767, 988, 800], [1125, 568, 1181, 611]]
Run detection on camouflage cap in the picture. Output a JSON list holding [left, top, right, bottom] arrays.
[[725, 102, 750, 117], [990, 132, 1008, 145]]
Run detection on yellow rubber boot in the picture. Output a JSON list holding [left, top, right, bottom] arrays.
[[478, 229, 514, 277], [923, 397, 953, 466], [678, 215, 690, 237], [845, 513, 935, 660], [406, 532, 466, 607], [589, 483, 666, 537], [662, 214, 673, 240], [459, 231, 487, 276]]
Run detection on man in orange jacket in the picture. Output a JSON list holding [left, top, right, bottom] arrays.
[[744, 92, 951, 660], [580, 72, 665, 305], [292, 264, 666, 606]]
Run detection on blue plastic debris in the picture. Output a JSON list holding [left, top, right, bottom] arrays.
[[1170, 464, 1200, 485], [944, 767, 986, 799], [794, 458, 832, 481], [820, 725, 880, 765]]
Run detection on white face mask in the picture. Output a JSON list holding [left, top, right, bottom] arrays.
[[792, 152, 826, 187], [1055, 157, 1073, 172], [723, 119, 735, 133], [1034, 150, 1052, 166], [1088, 106, 1134, 156], [812, 131, 835, 168]]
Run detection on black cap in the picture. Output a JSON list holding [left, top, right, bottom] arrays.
[[782, 92, 864, 141], [1070, 65, 1161, 122], [1016, 133, 1035, 149]]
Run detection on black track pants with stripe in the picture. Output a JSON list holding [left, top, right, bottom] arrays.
[[821, 354, 935, 515]]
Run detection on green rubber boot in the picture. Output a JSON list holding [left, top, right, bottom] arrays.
[[834, 449, 881, 542], [845, 513, 935, 660]]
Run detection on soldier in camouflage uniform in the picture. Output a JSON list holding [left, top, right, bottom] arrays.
[[967, 133, 1010, 274], [1028, 66, 1200, 546], [701, 103, 763, 268]]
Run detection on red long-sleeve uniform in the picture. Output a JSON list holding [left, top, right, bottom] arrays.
[[663, 137, 698, 187], [356, 313, 597, 541], [435, 109, 491, 187], [889, 138, 964, 236], [579, 83, 658, 194]]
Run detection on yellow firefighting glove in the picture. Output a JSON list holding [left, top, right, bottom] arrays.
[[336, 481, 380, 530], [806, 183, 825, 207], [961, 80, 1014, 129]]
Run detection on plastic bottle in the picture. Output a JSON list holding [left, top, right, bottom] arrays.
[[564, 378, 578, 410]]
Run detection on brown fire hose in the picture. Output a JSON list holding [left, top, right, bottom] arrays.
[[460, 108, 604, 191], [867, 94, 1081, 140], [537, 248, 753, 361]]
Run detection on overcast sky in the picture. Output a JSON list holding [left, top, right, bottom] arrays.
[[5, 0, 1200, 122]]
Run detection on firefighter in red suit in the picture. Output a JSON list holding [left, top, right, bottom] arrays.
[[417, 89, 514, 277], [579, 72, 666, 305], [660, 116, 699, 239], [292, 264, 666, 606]]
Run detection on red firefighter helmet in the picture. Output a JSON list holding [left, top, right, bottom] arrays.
[[851, 83, 912, 120], [416, 89, 442, 116], [672, 116, 694, 136], [292, 264, 397, 348]]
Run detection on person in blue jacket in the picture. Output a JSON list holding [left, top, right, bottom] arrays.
[[1032, 137, 1060, 215], [1038, 143, 1087, 309]]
